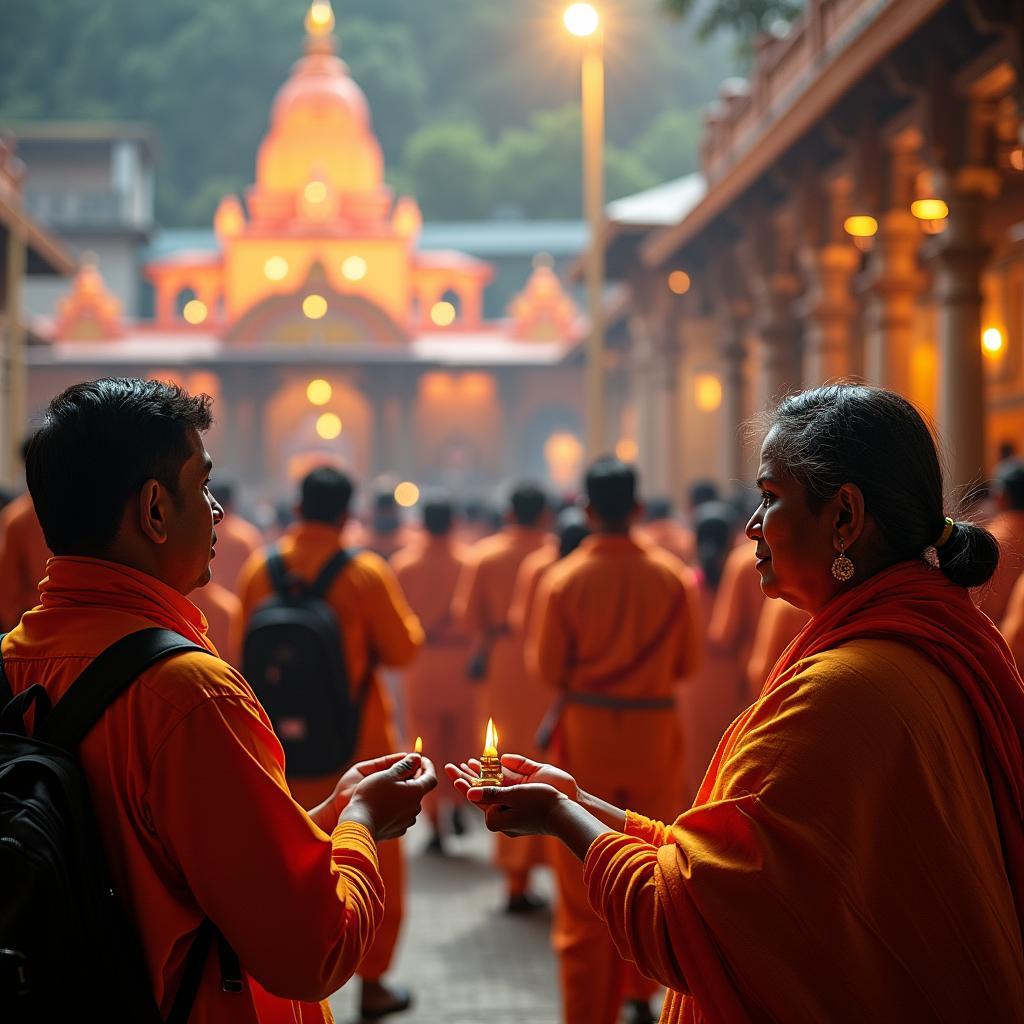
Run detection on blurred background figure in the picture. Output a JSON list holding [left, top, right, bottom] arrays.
[[190, 572, 243, 667], [365, 481, 420, 561], [977, 459, 1024, 622], [637, 495, 696, 565], [210, 479, 263, 593], [392, 492, 473, 854]]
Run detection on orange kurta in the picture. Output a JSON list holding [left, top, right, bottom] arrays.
[[706, 541, 763, 676], [584, 564, 1024, 1023], [391, 536, 474, 819], [452, 525, 550, 881], [636, 518, 697, 566], [1003, 570, 1024, 669], [529, 533, 703, 1024], [191, 579, 244, 668], [239, 523, 423, 981], [745, 598, 810, 695], [213, 512, 264, 595], [0, 492, 51, 629], [978, 509, 1024, 621], [3, 556, 385, 1023]]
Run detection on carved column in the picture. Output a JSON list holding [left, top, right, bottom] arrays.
[[751, 270, 802, 412], [798, 243, 861, 385], [717, 296, 750, 487], [930, 167, 998, 489]]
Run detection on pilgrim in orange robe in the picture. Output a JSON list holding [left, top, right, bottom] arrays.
[[706, 541, 764, 691], [978, 507, 1024, 621], [452, 523, 551, 896], [0, 492, 51, 628], [583, 563, 1024, 1022], [391, 533, 474, 837], [636, 517, 696, 567], [239, 523, 422, 984], [191, 578, 243, 668], [529, 534, 703, 1024], [3, 556, 386, 1023], [745, 597, 810, 695], [212, 511, 264, 594], [1002, 570, 1024, 669]]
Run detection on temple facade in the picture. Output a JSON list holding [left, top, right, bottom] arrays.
[[604, 0, 1024, 502], [24, 1, 585, 504]]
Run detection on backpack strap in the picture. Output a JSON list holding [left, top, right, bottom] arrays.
[[266, 545, 292, 597], [308, 548, 354, 601], [0, 632, 11, 707], [39, 628, 209, 750]]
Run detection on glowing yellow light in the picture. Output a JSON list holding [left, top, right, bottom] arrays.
[[1011, 148, 1024, 172], [667, 270, 691, 295], [306, 0, 334, 36], [264, 256, 289, 281], [303, 294, 328, 320], [394, 481, 420, 508], [304, 180, 328, 204], [315, 412, 342, 440], [615, 438, 638, 462], [342, 255, 367, 281], [844, 215, 878, 238], [306, 379, 332, 406], [695, 373, 723, 412], [430, 301, 457, 327], [414, 736, 423, 754], [564, 3, 600, 37], [182, 299, 208, 325], [911, 198, 949, 221], [982, 327, 1005, 354], [483, 718, 499, 757]]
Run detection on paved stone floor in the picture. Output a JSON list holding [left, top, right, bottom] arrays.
[[329, 813, 562, 1024]]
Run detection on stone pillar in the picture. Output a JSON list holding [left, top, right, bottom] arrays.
[[798, 243, 860, 386], [718, 300, 749, 487], [929, 168, 997, 490], [752, 271, 802, 412], [862, 209, 923, 395]]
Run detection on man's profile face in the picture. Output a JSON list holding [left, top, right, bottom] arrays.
[[165, 429, 223, 594]]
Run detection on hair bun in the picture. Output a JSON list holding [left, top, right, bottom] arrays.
[[935, 521, 1000, 588]]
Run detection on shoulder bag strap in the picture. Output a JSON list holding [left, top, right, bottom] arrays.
[[40, 627, 210, 750], [309, 548, 354, 601], [266, 545, 291, 597]]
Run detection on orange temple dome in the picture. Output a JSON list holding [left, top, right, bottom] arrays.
[[255, 1, 383, 199]]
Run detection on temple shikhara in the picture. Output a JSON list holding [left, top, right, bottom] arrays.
[[27, 1, 585, 501]]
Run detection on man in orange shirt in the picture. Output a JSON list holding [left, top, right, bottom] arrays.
[[0, 437, 52, 629], [526, 457, 703, 1024], [190, 576, 243, 667], [364, 486, 419, 561], [209, 479, 263, 594], [239, 467, 424, 1019], [392, 493, 474, 852], [1, 378, 434, 1022], [636, 496, 696, 565], [452, 481, 551, 911], [978, 459, 1024, 621]]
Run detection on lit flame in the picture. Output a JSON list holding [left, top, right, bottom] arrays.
[[483, 718, 498, 757], [414, 736, 423, 754]]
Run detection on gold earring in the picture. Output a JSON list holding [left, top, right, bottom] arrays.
[[831, 539, 855, 582]]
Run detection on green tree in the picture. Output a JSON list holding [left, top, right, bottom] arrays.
[[633, 109, 701, 182], [403, 122, 493, 220], [662, 0, 804, 54]]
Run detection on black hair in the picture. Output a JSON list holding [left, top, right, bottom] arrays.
[[689, 479, 719, 508], [994, 458, 1024, 511], [27, 377, 213, 555], [585, 456, 636, 526], [762, 384, 999, 588], [299, 466, 353, 524], [509, 482, 548, 527], [555, 506, 589, 558], [422, 491, 454, 536], [645, 496, 673, 521], [695, 501, 738, 589]]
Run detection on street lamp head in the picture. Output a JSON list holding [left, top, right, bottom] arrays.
[[564, 3, 600, 37]]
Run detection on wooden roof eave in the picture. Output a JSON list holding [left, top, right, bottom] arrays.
[[0, 193, 75, 276]]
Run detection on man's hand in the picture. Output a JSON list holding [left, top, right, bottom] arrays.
[[463, 782, 567, 838], [445, 752, 579, 800], [340, 753, 437, 841]]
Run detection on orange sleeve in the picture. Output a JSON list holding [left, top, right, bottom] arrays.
[[360, 554, 423, 668], [452, 552, 486, 635], [0, 507, 16, 629], [1002, 573, 1024, 669], [144, 660, 384, 1002], [707, 550, 743, 650], [237, 550, 271, 624], [531, 574, 571, 689], [675, 569, 704, 680], [225, 599, 243, 669], [508, 559, 537, 636]]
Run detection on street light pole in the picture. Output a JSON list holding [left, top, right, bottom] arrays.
[[565, 3, 605, 459]]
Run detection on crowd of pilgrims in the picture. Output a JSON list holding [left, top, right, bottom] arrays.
[[3, 379, 1024, 1023]]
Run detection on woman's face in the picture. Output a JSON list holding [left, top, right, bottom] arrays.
[[745, 436, 840, 613]]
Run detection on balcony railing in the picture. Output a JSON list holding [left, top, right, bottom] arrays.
[[23, 186, 151, 231]]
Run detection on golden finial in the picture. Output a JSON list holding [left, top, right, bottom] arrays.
[[305, 0, 335, 37]]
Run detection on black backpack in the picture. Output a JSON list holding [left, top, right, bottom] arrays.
[[0, 627, 240, 1023], [243, 546, 371, 777]]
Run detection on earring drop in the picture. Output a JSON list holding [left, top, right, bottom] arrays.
[[831, 539, 855, 582]]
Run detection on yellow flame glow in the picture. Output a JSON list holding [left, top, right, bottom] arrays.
[[484, 718, 498, 757], [843, 215, 878, 238], [414, 736, 423, 754], [306, 0, 335, 36], [564, 3, 600, 37]]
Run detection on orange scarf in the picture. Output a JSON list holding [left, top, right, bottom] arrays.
[[39, 555, 215, 653], [752, 560, 1024, 931]]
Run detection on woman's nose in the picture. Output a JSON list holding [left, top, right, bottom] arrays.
[[745, 507, 762, 540]]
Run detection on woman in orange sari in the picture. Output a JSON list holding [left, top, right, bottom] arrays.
[[449, 384, 1024, 1022]]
